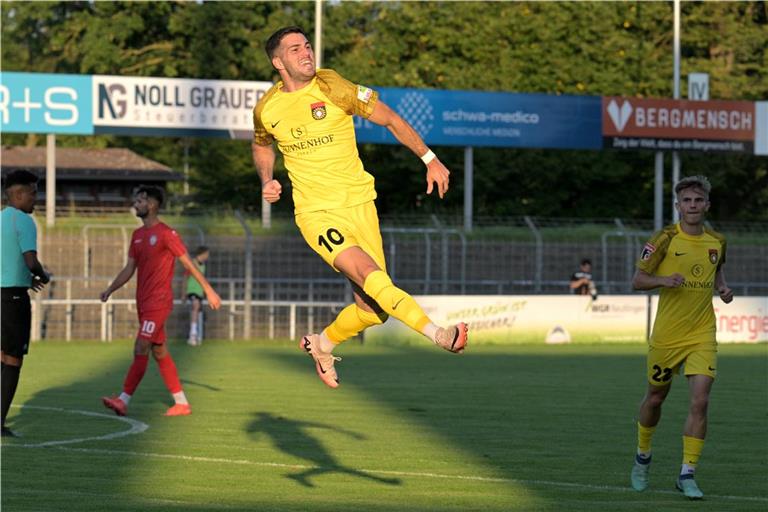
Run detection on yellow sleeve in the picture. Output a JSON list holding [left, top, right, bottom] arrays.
[[252, 86, 277, 146], [636, 227, 674, 274], [316, 68, 379, 118]]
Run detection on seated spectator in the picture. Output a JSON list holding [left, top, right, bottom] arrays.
[[570, 258, 597, 299]]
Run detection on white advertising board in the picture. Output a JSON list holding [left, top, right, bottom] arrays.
[[364, 295, 649, 345]]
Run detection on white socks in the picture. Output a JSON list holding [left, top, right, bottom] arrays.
[[318, 331, 336, 353], [119, 392, 132, 405], [173, 391, 189, 405], [421, 322, 439, 342]]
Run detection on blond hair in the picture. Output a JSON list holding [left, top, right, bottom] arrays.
[[675, 175, 711, 198]]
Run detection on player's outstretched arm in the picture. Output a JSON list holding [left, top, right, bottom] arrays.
[[632, 269, 684, 290], [715, 267, 734, 303], [178, 253, 221, 310], [100, 258, 136, 302], [367, 101, 451, 199], [252, 141, 282, 203]]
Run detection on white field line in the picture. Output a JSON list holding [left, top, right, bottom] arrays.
[[17, 445, 768, 504], [8, 404, 148, 447], [6, 406, 767, 504]]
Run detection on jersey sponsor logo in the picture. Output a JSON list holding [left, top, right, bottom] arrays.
[[290, 126, 307, 139], [134, 238, 142, 244], [674, 251, 687, 256], [640, 242, 656, 261], [708, 248, 718, 264], [150, 234, 158, 246], [311, 102, 327, 120], [357, 85, 373, 104], [280, 134, 335, 154], [680, 280, 713, 289], [271, 120, 281, 128], [691, 264, 704, 278]]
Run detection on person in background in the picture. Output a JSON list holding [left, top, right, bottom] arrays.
[[184, 245, 210, 346], [570, 258, 597, 299], [1, 170, 50, 437], [100, 186, 221, 417]]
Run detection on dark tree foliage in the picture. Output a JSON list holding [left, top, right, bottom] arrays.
[[2, 1, 766, 220]]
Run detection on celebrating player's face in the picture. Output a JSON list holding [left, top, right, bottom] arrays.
[[274, 33, 316, 82], [675, 187, 710, 225]]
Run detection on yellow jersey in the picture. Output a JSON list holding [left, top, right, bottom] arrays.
[[637, 223, 727, 348], [253, 69, 379, 214]]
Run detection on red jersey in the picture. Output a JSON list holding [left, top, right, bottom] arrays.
[[128, 222, 187, 313]]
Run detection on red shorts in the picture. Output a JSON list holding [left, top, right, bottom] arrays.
[[137, 309, 171, 344]]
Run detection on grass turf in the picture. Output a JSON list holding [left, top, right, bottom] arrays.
[[2, 341, 766, 511]]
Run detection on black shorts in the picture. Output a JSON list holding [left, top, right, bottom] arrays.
[[1, 287, 31, 358], [187, 293, 203, 302]]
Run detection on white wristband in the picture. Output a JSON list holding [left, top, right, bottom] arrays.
[[420, 149, 436, 165]]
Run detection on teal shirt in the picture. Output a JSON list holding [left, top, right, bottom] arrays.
[[185, 261, 206, 297], [1, 206, 37, 287]]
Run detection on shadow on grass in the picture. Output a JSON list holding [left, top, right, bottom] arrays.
[[247, 411, 401, 488], [271, 343, 768, 511]]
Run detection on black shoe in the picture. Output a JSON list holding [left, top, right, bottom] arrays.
[[1, 426, 18, 437]]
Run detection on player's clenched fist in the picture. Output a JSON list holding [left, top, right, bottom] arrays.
[[718, 286, 734, 304], [663, 273, 685, 288], [262, 179, 282, 203]]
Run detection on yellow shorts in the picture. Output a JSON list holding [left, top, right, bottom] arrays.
[[295, 201, 386, 272], [647, 344, 717, 386]]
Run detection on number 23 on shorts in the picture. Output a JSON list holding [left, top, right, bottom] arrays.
[[318, 227, 345, 253]]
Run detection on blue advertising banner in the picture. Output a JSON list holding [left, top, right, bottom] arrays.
[[0, 72, 93, 135], [356, 88, 603, 150]]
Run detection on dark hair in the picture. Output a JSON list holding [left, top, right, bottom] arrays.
[[3, 170, 39, 190], [580, 258, 592, 266], [135, 185, 165, 207], [194, 245, 209, 257], [265, 26, 309, 60]]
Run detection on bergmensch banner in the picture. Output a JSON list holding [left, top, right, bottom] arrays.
[[603, 96, 756, 153]]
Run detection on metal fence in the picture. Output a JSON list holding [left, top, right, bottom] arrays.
[[30, 212, 768, 341]]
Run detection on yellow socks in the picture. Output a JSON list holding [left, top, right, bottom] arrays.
[[637, 422, 656, 457], [362, 270, 431, 333], [325, 304, 388, 344], [682, 435, 704, 475]]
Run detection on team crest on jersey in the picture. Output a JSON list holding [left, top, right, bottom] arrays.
[[150, 234, 158, 246], [640, 242, 656, 261], [708, 248, 718, 264], [311, 102, 327, 120]]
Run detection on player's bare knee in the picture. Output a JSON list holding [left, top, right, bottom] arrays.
[[150, 344, 168, 360], [134, 339, 152, 356], [690, 394, 710, 415], [645, 386, 669, 408]]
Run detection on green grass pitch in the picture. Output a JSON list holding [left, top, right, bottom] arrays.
[[2, 341, 766, 511]]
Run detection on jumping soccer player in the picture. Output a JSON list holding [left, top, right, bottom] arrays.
[[252, 26, 468, 388], [100, 186, 221, 416], [629, 175, 733, 500]]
